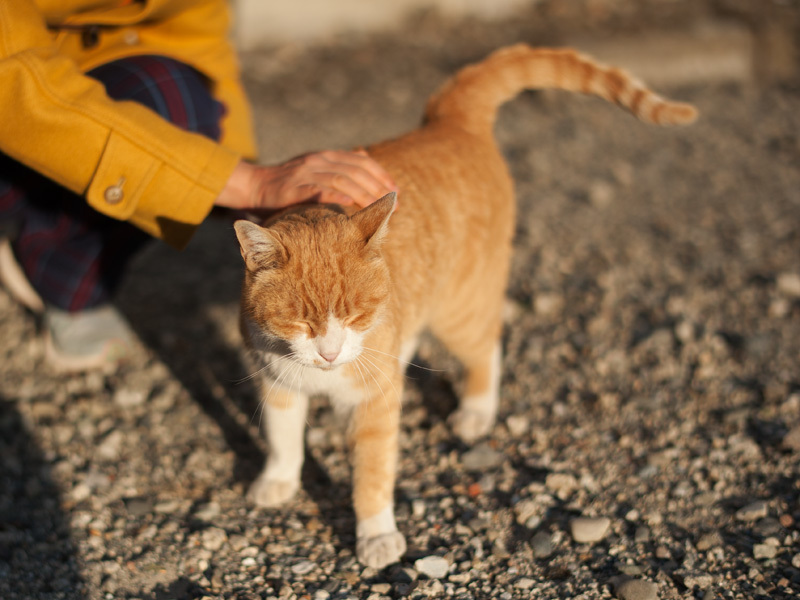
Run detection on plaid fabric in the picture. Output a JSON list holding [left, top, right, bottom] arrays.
[[0, 55, 225, 311]]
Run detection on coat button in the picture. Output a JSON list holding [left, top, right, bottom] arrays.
[[123, 30, 139, 45], [104, 178, 126, 205], [104, 185, 124, 204]]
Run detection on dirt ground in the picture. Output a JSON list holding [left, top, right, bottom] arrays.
[[1, 3, 799, 599]]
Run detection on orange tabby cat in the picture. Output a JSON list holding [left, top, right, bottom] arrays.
[[234, 45, 697, 569]]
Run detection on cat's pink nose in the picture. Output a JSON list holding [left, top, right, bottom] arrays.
[[319, 349, 340, 363]]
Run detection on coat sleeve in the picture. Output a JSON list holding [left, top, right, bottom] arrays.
[[0, 0, 242, 248]]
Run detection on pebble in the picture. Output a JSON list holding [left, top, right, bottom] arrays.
[[194, 502, 221, 521], [752, 543, 777, 560], [614, 578, 658, 600], [113, 387, 149, 408], [123, 497, 153, 518], [291, 560, 315, 575], [696, 531, 723, 551], [531, 530, 552, 558], [414, 556, 449, 579], [97, 430, 125, 461], [570, 517, 611, 543], [792, 553, 800, 569], [534, 291, 564, 316], [782, 425, 800, 451], [201, 527, 228, 552], [461, 444, 503, 471], [545, 472, 578, 499], [736, 501, 768, 521], [676, 570, 713, 589], [634, 526, 650, 543], [505, 414, 529, 437], [776, 272, 800, 297], [514, 577, 536, 590]]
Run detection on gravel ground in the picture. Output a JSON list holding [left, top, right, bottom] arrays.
[[2, 4, 800, 600]]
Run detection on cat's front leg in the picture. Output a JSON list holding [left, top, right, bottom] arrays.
[[248, 385, 309, 507], [348, 387, 406, 569]]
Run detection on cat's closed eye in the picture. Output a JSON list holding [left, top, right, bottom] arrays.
[[294, 321, 314, 336]]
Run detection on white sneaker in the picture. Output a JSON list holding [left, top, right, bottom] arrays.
[[0, 237, 136, 372]]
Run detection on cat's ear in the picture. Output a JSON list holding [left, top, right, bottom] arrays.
[[234, 220, 285, 271], [351, 192, 397, 247]]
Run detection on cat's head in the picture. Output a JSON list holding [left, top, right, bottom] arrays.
[[235, 193, 397, 370]]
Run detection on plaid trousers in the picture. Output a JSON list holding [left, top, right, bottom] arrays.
[[0, 55, 225, 311]]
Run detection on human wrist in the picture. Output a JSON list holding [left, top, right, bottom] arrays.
[[215, 160, 258, 210]]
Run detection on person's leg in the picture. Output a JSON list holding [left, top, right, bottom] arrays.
[[0, 55, 226, 370]]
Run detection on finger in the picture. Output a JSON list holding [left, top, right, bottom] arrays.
[[313, 171, 383, 208], [318, 150, 398, 194]]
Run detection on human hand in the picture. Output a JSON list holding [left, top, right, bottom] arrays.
[[215, 150, 397, 213]]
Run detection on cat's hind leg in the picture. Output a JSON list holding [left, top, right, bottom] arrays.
[[248, 383, 309, 507], [448, 341, 502, 443]]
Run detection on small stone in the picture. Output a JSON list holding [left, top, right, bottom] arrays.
[[792, 553, 800, 568], [614, 578, 658, 600], [389, 566, 417, 583], [514, 577, 536, 590], [461, 444, 502, 471], [753, 517, 782, 537], [414, 556, 449, 579], [412, 500, 426, 519], [113, 387, 148, 407], [123, 497, 153, 518], [534, 292, 564, 317], [777, 272, 800, 297], [506, 415, 529, 437], [570, 517, 611, 543], [291, 560, 315, 575], [753, 543, 777, 560], [634, 526, 650, 544], [545, 473, 578, 500], [514, 500, 539, 527], [589, 179, 614, 208], [194, 502, 221, 521], [782, 426, 800, 451], [696, 531, 723, 551], [201, 527, 227, 552], [655, 546, 671, 560], [675, 320, 695, 343], [154, 499, 182, 514], [370, 583, 392, 594], [676, 570, 713, 589], [97, 430, 125, 461], [736, 501, 768, 521], [531, 531, 552, 558]]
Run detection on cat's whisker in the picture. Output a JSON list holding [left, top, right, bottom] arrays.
[[355, 356, 385, 420], [357, 353, 399, 425], [361, 345, 445, 374], [235, 350, 299, 385]]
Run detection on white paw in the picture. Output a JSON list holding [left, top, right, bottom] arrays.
[[357, 531, 407, 569], [449, 409, 495, 444], [247, 475, 299, 507]]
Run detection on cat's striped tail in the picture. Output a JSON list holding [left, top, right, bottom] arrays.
[[424, 45, 698, 133]]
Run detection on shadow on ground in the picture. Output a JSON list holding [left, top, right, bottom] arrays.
[[0, 396, 86, 600]]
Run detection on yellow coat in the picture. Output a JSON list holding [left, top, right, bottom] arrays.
[[0, 0, 258, 248]]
